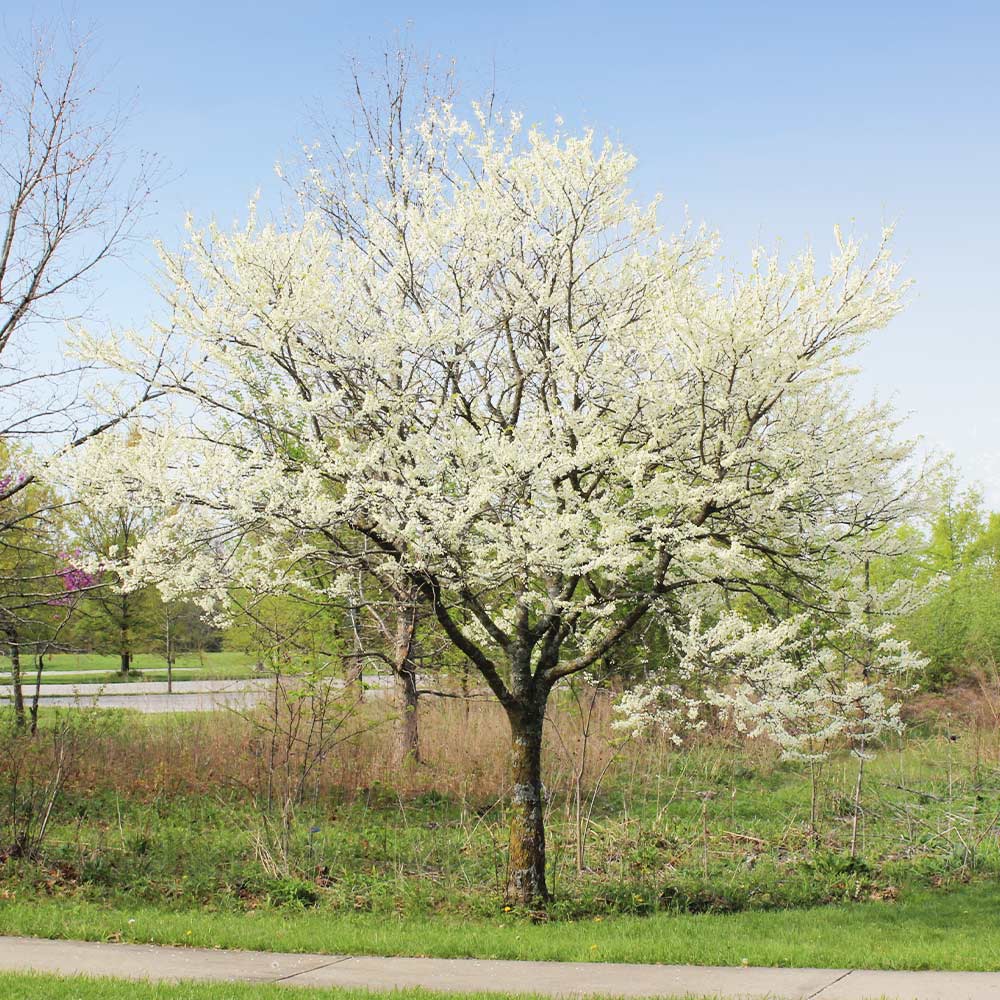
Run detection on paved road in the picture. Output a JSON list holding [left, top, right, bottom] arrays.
[[0, 678, 272, 696], [0, 677, 274, 712], [0, 667, 207, 678], [0, 674, 401, 712], [0, 936, 995, 998]]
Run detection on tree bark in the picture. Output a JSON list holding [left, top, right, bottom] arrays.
[[5, 624, 25, 729], [120, 612, 131, 674], [391, 606, 420, 766], [30, 653, 44, 735], [505, 702, 548, 904], [393, 664, 419, 765], [345, 605, 365, 703]]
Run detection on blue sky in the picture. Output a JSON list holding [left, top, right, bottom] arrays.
[[7, 1, 1000, 500]]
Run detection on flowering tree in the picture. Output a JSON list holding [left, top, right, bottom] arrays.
[[618, 569, 927, 843], [620, 580, 926, 750], [73, 105, 926, 903], [294, 41, 465, 764]]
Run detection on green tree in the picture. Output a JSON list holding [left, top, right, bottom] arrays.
[[72, 506, 159, 674], [0, 443, 82, 727], [896, 488, 1000, 688]]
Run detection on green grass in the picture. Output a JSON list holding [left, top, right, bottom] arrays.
[[37, 651, 252, 670], [3, 707, 999, 972], [1, 881, 999, 970], [21, 728, 999, 925], [0, 974, 644, 1000], [0, 651, 258, 685]]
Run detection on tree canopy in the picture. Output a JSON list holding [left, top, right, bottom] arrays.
[[69, 105, 929, 902]]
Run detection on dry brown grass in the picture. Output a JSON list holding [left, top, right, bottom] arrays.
[[50, 662, 1000, 817], [909, 665, 1000, 726], [57, 681, 791, 817]]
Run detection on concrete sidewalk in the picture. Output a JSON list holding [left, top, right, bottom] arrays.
[[0, 935, 996, 999]]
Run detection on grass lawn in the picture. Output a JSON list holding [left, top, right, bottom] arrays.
[[0, 974, 631, 1000], [1, 881, 999, 971], [0, 651, 259, 685]]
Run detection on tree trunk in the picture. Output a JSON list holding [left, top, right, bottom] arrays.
[[5, 625, 25, 729], [120, 622, 131, 675], [505, 703, 548, 904], [850, 751, 866, 858], [391, 607, 420, 766], [393, 665, 419, 765], [345, 605, 365, 703], [165, 611, 174, 695], [460, 663, 471, 722], [345, 655, 364, 700], [30, 653, 44, 735]]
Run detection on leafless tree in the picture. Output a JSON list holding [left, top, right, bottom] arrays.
[[0, 23, 161, 503], [0, 24, 160, 723]]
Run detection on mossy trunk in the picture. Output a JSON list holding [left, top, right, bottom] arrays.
[[505, 703, 548, 904]]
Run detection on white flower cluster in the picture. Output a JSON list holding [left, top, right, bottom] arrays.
[[615, 578, 928, 762], [614, 683, 705, 745]]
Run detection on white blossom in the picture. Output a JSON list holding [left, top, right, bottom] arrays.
[[64, 107, 929, 730]]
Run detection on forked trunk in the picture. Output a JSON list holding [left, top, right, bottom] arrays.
[[506, 704, 548, 904]]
